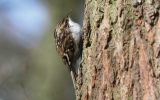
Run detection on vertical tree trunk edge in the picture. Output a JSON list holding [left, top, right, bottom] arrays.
[[76, 0, 160, 100]]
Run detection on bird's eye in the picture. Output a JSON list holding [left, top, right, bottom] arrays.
[[65, 19, 68, 23]]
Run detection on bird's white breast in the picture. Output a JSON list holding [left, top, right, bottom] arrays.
[[69, 18, 81, 47]]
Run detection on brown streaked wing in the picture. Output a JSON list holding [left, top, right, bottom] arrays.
[[62, 33, 75, 69]]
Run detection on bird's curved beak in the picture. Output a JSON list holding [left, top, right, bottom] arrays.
[[67, 9, 72, 18]]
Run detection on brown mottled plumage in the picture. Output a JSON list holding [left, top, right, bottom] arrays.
[[54, 10, 82, 87]]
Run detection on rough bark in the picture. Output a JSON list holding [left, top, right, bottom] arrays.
[[76, 0, 160, 100]]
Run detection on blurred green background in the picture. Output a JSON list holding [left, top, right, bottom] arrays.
[[0, 0, 84, 100]]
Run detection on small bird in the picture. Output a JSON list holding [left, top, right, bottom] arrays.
[[54, 10, 82, 88]]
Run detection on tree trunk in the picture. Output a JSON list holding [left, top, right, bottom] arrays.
[[76, 0, 160, 100]]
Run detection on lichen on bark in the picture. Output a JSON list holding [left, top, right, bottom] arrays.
[[76, 0, 160, 100]]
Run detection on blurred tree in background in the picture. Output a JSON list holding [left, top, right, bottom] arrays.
[[0, 0, 84, 100]]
